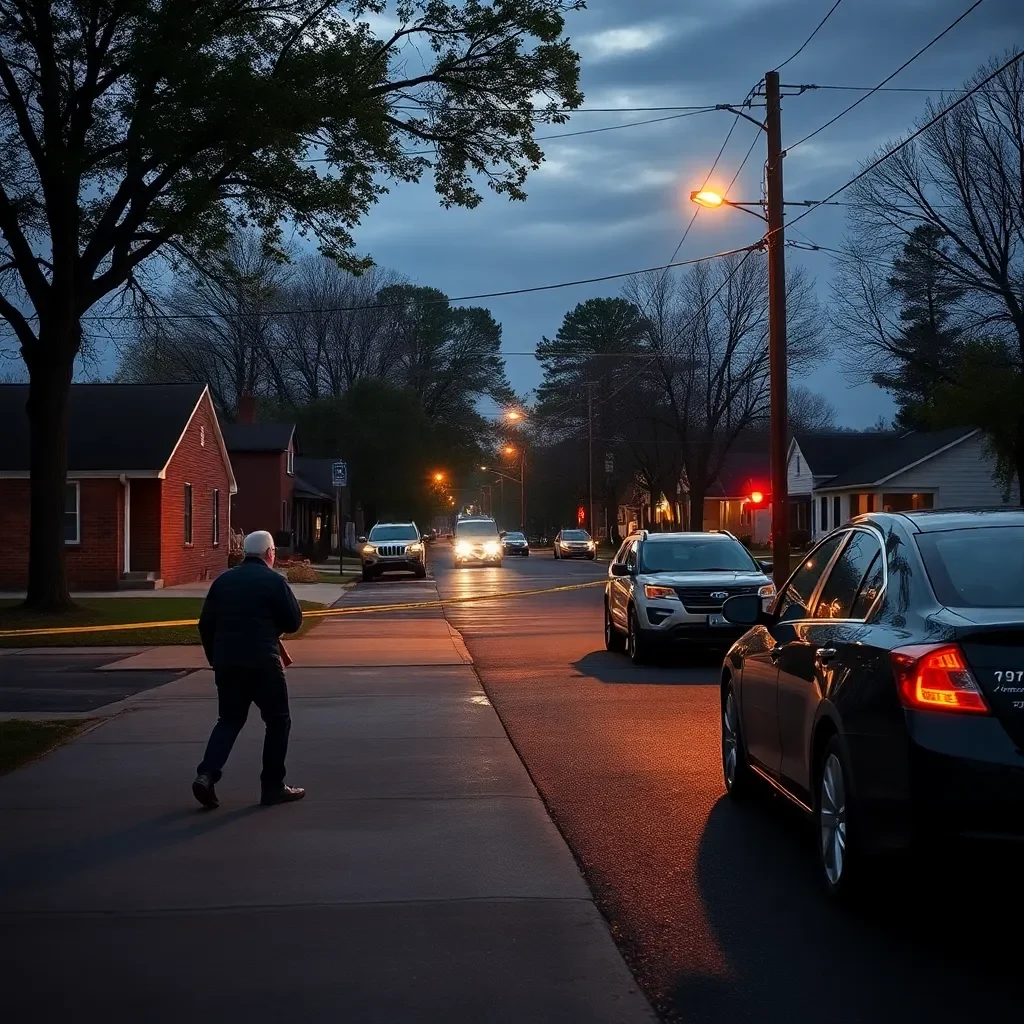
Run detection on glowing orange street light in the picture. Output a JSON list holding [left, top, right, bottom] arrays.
[[505, 410, 524, 422], [503, 445, 516, 457], [691, 189, 725, 209], [433, 472, 445, 483]]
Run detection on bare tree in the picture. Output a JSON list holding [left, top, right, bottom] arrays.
[[625, 251, 824, 529], [789, 386, 837, 431], [841, 50, 1024, 488]]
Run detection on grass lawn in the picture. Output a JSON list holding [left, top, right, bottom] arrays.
[[311, 571, 361, 585], [0, 718, 92, 775], [0, 597, 326, 648]]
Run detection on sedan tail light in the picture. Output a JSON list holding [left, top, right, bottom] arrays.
[[891, 643, 989, 714]]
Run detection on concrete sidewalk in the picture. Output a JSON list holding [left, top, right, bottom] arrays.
[[0, 579, 654, 1023]]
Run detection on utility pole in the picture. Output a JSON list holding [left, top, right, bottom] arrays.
[[765, 70, 790, 589], [521, 449, 526, 534], [586, 383, 595, 538]]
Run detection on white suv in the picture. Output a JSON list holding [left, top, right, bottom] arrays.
[[605, 531, 775, 663]]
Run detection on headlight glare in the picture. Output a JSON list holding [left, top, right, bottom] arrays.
[[362, 544, 376, 555]]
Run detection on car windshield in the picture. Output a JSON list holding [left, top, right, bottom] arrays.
[[917, 526, 1024, 608], [562, 530, 590, 541], [456, 520, 498, 538], [505, 532, 526, 541], [368, 525, 418, 542], [641, 539, 759, 573]]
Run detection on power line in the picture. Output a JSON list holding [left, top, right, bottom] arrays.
[[791, 82, 1012, 94], [78, 244, 759, 322], [787, 0, 988, 152], [785, 48, 1024, 234], [391, 103, 736, 113], [773, 0, 847, 72]]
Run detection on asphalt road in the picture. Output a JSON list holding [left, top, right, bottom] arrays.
[[0, 653, 184, 713], [422, 544, 1023, 1023]]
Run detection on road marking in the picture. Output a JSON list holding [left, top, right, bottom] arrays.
[[0, 580, 606, 639]]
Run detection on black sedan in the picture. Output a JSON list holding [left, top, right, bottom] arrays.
[[719, 509, 1024, 898], [501, 531, 530, 556]]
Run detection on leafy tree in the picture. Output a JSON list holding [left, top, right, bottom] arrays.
[[0, 0, 584, 608], [867, 225, 965, 429]]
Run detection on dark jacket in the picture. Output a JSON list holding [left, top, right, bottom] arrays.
[[198, 557, 303, 670]]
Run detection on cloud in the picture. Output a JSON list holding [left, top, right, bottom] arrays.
[[578, 24, 671, 61]]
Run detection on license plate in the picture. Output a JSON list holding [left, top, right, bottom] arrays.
[[708, 613, 729, 627]]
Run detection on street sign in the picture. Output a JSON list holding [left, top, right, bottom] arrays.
[[332, 460, 348, 488], [604, 453, 614, 474]]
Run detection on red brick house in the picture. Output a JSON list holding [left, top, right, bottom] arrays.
[[221, 412, 297, 545], [0, 383, 236, 590]]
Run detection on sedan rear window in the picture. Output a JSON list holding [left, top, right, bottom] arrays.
[[917, 526, 1024, 608]]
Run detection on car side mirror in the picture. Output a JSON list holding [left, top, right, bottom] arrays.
[[722, 593, 768, 626], [358, 535, 367, 544], [759, 560, 773, 574], [610, 563, 630, 577]]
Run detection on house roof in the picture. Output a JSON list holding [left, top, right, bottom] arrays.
[[0, 382, 210, 473], [293, 473, 333, 501], [820, 427, 977, 490], [791, 430, 899, 478], [294, 456, 336, 496], [221, 422, 295, 453]]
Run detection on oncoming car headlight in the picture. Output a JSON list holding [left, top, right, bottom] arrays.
[[644, 584, 678, 600], [483, 540, 501, 556], [455, 540, 473, 556], [362, 544, 376, 555], [407, 542, 423, 553]]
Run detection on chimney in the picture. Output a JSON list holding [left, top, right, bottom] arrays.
[[237, 392, 255, 425]]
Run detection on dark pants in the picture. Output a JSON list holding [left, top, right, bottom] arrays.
[[197, 665, 291, 791]]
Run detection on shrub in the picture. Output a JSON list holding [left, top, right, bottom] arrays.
[[227, 550, 244, 567], [738, 534, 753, 548], [286, 561, 319, 584], [790, 529, 810, 550]]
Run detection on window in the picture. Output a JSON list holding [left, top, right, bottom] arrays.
[[640, 537, 758, 574], [811, 499, 816, 535], [833, 496, 841, 528], [916, 526, 1024, 608], [64, 482, 80, 545], [795, 453, 801, 475], [881, 492, 935, 512], [820, 496, 829, 532], [813, 530, 884, 619], [369, 524, 419, 542], [774, 534, 845, 622], [212, 489, 220, 546], [184, 483, 193, 545], [740, 503, 753, 528], [286, 447, 294, 475], [282, 500, 290, 531], [625, 540, 639, 573], [850, 552, 885, 619]]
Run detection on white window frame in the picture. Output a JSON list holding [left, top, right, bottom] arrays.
[[64, 481, 81, 546], [286, 447, 295, 476], [212, 488, 220, 547]]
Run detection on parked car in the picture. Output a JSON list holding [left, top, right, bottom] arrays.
[[453, 515, 503, 567], [360, 521, 426, 581], [554, 529, 596, 559], [605, 530, 775, 663], [501, 531, 530, 556], [719, 508, 1024, 899]]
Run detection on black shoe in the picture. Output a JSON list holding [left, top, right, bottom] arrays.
[[192, 773, 219, 809], [261, 784, 306, 806]]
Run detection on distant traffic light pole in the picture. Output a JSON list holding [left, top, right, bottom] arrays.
[[689, 70, 790, 588]]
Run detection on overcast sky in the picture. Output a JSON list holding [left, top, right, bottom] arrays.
[[353, 0, 1021, 425]]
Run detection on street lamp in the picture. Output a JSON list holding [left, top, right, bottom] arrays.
[[433, 471, 445, 483], [687, 70, 789, 588], [505, 410, 524, 422]]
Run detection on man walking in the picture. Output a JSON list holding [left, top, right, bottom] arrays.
[[193, 530, 306, 808]]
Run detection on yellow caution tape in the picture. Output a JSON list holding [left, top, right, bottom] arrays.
[[0, 579, 606, 639]]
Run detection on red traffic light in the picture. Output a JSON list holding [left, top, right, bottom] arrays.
[[748, 490, 765, 505], [577, 505, 586, 524]]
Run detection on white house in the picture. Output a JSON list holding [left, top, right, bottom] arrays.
[[789, 427, 1015, 540]]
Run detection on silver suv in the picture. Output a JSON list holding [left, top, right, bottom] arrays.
[[453, 515, 503, 567], [360, 522, 426, 581], [605, 531, 775, 663]]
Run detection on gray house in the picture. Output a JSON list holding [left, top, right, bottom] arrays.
[[788, 428, 1015, 540]]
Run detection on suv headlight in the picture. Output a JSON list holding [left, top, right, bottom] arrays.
[[483, 540, 501, 556], [644, 584, 678, 600], [455, 540, 472, 556], [407, 542, 423, 553], [758, 584, 776, 597], [362, 544, 376, 555], [587, 540, 596, 549]]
